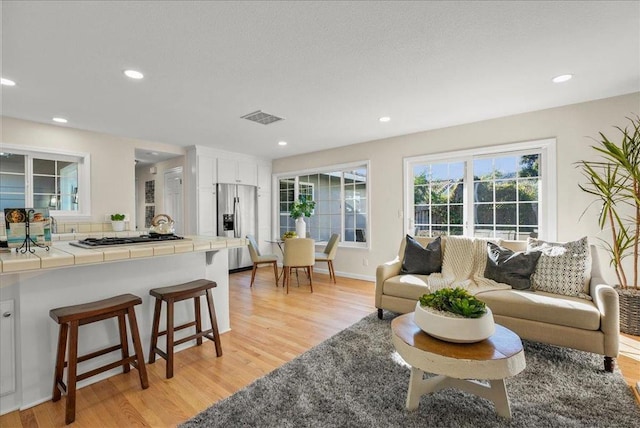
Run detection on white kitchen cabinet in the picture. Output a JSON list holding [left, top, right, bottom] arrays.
[[196, 155, 217, 235], [197, 155, 216, 188], [197, 188, 216, 236], [217, 158, 257, 186], [0, 299, 15, 397]]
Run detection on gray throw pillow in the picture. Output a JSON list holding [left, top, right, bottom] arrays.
[[400, 235, 442, 275], [484, 242, 542, 290]]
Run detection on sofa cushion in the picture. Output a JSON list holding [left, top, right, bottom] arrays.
[[475, 289, 601, 330], [400, 235, 442, 275], [528, 237, 592, 299], [484, 242, 541, 290], [383, 275, 430, 300]]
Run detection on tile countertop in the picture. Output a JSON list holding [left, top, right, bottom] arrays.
[[0, 235, 246, 274]]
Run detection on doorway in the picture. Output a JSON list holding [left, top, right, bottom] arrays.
[[164, 167, 183, 235]]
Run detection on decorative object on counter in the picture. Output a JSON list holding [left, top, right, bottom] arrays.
[[577, 115, 639, 335], [414, 287, 494, 343], [4, 208, 51, 253], [110, 213, 126, 232], [290, 195, 316, 239], [145, 180, 155, 203], [282, 231, 297, 240], [149, 214, 175, 235]]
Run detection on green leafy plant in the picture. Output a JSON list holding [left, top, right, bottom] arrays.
[[577, 115, 639, 290], [289, 195, 316, 219], [419, 287, 487, 318], [110, 213, 125, 221]]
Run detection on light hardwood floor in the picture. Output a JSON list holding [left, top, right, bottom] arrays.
[[1, 268, 638, 427]]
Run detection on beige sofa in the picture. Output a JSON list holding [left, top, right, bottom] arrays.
[[375, 236, 620, 372]]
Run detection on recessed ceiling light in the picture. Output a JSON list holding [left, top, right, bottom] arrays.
[[278, 141, 287, 146], [52, 117, 68, 123], [552, 74, 573, 83], [124, 69, 144, 79], [1, 78, 16, 86], [379, 116, 391, 123]]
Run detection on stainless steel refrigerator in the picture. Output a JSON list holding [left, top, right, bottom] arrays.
[[217, 183, 257, 271]]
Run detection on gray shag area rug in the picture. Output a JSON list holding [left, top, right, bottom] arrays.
[[181, 312, 640, 427]]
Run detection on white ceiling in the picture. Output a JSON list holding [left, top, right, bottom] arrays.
[[2, 1, 639, 160]]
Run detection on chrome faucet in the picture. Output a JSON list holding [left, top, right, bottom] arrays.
[[50, 216, 58, 234]]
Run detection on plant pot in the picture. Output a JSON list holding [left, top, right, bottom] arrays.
[[616, 287, 640, 336], [413, 301, 495, 343], [295, 217, 306, 239], [111, 220, 125, 232]]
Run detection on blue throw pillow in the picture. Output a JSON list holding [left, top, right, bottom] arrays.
[[400, 235, 442, 275], [484, 242, 541, 290]]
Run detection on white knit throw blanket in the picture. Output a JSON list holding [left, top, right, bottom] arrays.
[[427, 236, 511, 294]]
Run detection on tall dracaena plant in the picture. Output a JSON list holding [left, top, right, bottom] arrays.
[[577, 115, 640, 290]]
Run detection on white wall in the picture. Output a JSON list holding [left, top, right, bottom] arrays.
[[1, 116, 185, 225], [273, 92, 640, 283]]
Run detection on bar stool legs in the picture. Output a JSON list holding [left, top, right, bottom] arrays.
[[50, 294, 149, 424], [148, 279, 222, 379]]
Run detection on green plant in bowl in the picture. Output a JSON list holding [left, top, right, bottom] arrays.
[[282, 231, 297, 239], [419, 287, 487, 318], [110, 213, 125, 221]]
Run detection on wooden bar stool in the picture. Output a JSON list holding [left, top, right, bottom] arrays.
[[148, 279, 223, 379], [50, 294, 149, 425]]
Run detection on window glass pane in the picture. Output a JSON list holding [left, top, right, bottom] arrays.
[[518, 179, 538, 201], [519, 202, 538, 226], [473, 158, 493, 178], [495, 180, 517, 202], [33, 159, 55, 175], [474, 181, 493, 202], [33, 176, 56, 193], [495, 203, 516, 225], [494, 156, 517, 178], [518, 154, 540, 177], [475, 204, 494, 225], [449, 205, 463, 225], [0, 194, 26, 212], [0, 173, 25, 192], [0, 153, 25, 173]]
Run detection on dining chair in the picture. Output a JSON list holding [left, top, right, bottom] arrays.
[[283, 238, 315, 294], [315, 233, 340, 283], [247, 235, 279, 287]]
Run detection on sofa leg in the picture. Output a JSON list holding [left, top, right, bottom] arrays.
[[377, 308, 383, 319], [604, 356, 615, 372]]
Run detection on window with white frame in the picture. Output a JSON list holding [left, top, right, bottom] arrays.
[[405, 139, 556, 241], [0, 147, 90, 217], [277, 163, 368, 246]]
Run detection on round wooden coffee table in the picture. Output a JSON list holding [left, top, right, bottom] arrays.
[[391, 312, 525, 418]]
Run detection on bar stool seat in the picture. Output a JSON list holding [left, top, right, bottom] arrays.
[[50, 293, 149, 425], [148, 279, 223, 379]]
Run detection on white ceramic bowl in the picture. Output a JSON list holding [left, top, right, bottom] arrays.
[[413, 301, 495, 343]]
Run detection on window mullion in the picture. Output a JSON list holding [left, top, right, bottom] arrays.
[[464, 156, 474, 236]]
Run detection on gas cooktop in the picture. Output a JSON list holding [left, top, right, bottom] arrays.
[[70, 234, 185, 249]]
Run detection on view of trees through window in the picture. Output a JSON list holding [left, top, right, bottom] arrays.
[[278, 165, 368, 244], [413, 153, 541, 239]]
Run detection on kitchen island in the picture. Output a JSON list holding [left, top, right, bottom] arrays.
[[0, 235, 245, 415]]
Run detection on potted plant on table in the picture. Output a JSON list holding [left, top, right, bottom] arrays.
[[577, 115, 639, 335], [414, 287, 495, 343], [289, 196, 316, 239], [110, 213, 126, 232]]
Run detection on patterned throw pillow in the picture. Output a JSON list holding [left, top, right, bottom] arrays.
[[527, 237, 592, 300]]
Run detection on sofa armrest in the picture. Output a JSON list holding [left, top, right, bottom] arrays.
[[375, 258, 401, 307], [590, 278, 620, 356]]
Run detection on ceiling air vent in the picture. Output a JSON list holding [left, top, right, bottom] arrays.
[[241, 110, 284, 125]]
